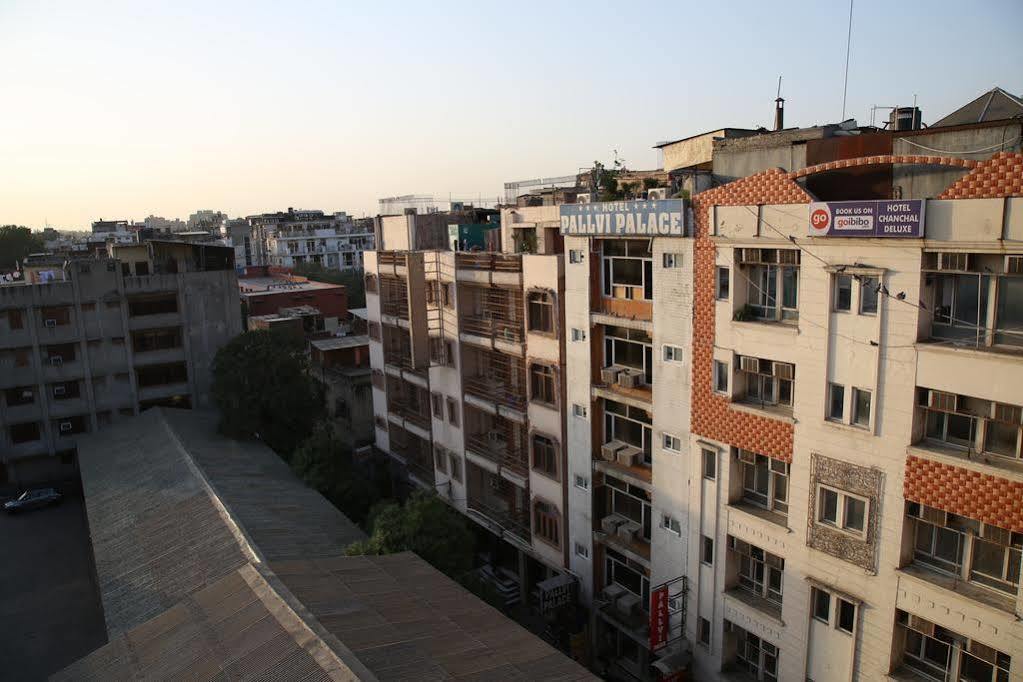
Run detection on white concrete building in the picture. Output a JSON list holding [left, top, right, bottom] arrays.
[[247, 209, 373, 271]]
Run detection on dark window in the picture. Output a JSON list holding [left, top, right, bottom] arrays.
[[702, 449, 716, 480], [698, 617, 711, 645], [702, 535, 714, 565], [813, 588, 830, 622], [51, 381, 80, 400], [860, 276, 879, 314], [530, 364, 556, 405], [534, 500, 560, 547], [837, 599, 856, 633], [40, 306, 71, 326], [834, 274, 852, 311], [716, 267, 730, 299], [5, 386, 35, 406], [128, 294, 178, 317], [136, 362, 188, 388], [828, 383, 845, 420], [527, 290, 554, 333], [532, 434, 558, 479], [134, 261, 150, 276], [46, 343, 77, 363], [131, 328, 182, 353], [7, 309, 24, 330], [10, 422, 41, 444]]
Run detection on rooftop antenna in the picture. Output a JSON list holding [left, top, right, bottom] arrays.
[[774, 76, 785, 131], [841, 0, 854, 120]]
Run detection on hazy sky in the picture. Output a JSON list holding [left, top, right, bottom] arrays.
[[2, 0, 1021, 229]]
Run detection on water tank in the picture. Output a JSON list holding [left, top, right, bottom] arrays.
[[889, 107, 922, 131]]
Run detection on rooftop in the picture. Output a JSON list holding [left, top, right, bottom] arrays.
[[932, 86, 1023, 128], [310, 334, 370, 352], [238, 276, 344, 297]]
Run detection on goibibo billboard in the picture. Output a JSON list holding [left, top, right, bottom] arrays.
[[560, 199, 687, 237], [808, 200, 925, 238]]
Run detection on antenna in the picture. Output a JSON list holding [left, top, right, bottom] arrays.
[[841, 0, 854, 120], [776, 76, 782, 100]]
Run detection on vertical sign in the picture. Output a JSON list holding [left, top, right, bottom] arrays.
[[649, 585, 670, 650]]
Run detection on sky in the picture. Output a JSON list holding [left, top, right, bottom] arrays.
[[2, 0, 1021, 230]]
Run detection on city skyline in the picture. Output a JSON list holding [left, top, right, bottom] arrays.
[[2, 0, 1022, 230]]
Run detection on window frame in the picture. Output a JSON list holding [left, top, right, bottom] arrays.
[[526, 289, 556, 335], [816, 484, 869, 540], [852, 387, 872, 427], [827, 383, 845, 421], [662, 432, 682, 453], [662, 514, 682, 536], [701, 535, 714, 565], [739, 452, 789, 516], [859, 275, 879, 314], [702, 449, 717, 480], [662, 344, 683, 363], [713, 360, 729, 395], [716, 266, 730, 300], [528, 363, 557, 406], [531, 432, 560, 481], [834, 273, 853, 312]]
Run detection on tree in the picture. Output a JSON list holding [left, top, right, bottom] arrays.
[[0, 226, 44, 271], [292, 263, 366, 308], [211, 329, 324, 457], [290, 423, 387, 524], [345, 491, 475, 578]]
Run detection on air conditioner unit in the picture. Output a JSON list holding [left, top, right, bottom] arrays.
[[936, 253, 969, 271], [601, 366, 621, 384], [773, 362, 794, 381], [739, 356, 760, 374], [601, 515, 626, 535], [20, 389, 33, 400], [617, 521, 641, 542], [59, 421, 72, 433], [601, 583, 627, 602], [601, 441, 625, 462], [928, 390, 958, 413], [738, 449, 757, 465], [1005, 255, 1023, 274], [44, 319, 57, 328], [616, 592, 642, 615], [617, 370, 641, 389], [53, 385, 66, 397], [577, 193, 592, 204], [647, 188, 669, 200], [50, 356, 63, 367], [616, 448, 639, 467]]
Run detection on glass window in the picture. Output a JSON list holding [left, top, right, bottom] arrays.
[[995, 276, 1023, 347], [812, 588, 830, 622], [834, 274, 852, 312], [860, 276, 879, 314], [702, 449, 716, 480], [714, 360, 728, 394], [852, 388, 871, 427], [702, 536, 714, 565], [716, 267, 730, 300], [844, 497, 866, 533], [836, 599, 856, 633], [828, 383, 845, 421], [819, 488, 839, 525]]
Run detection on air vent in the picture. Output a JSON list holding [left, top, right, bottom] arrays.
[[59, 421, 72, 433]]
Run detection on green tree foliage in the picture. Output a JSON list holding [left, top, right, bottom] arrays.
[[211, 329, 324, 457], [292, 263, 366, 308], [0, 226, 44, 270], [290, 424, 388, 525], [345, 491, 475, 578]]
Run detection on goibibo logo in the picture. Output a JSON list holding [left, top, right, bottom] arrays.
[[810, 207, 831, 234]]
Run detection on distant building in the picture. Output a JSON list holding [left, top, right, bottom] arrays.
[[238, 266, 347, 331], [0, 241, 242, 484], [378, 194, 501, 215], [186, 209, 226, 231], [90, 219, 129, 234], [246, 208, 373, 271], [309, 334, 373, 449], [143, 215, 187, 233]]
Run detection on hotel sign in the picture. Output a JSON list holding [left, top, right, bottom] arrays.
[[649, 585, 670, 651], [560, 200, 686, 237], [809, 200, 925, 238]]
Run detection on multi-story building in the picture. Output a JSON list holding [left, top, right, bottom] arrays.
[[0, 241, 242, 485], [364, 215, 573, 611], [246, 208, 373, 271], [238, 266, 348, 332], [683, 153, 1023, 682]]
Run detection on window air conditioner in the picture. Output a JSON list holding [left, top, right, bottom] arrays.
[[616, 448, 639, 467], [53, 385, 66, 397], [44, 319, 57, 328], [617, 370, 641, 389], [601, 441, 624, 462], [600, 366, 621, 385], [616, 592, 642, 615], [59, 421, 72, 433], [50, 356, 63, 367], [646, 188, 669, 200], [616, 521, 641, 542], [601, 514, 627, 535]]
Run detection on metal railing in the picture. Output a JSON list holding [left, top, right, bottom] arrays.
[[456, 252, 522, 272], [466, 493, 531, 543]]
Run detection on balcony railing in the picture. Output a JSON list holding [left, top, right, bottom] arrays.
[[380, 277, 409, 319], [463, 348, 527, 411], [378, 251, 405, 267], [456, 253, 522, 272], [461, 315, 524, 344], [390, 426, 433, 482], [467, 492, 531, 543], [465, 406, 528, 475]]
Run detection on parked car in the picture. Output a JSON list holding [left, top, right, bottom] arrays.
[[3, 488, 62, 514]]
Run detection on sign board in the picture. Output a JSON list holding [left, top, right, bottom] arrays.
[[809, 200, 924, 238], [538, 574, 575, 614], [649, 585, 671, 650], [560, 200, 686, 237]]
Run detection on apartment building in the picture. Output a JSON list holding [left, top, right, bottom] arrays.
[[364, 216, 573, 612], [0, 241, 242, 485], [247, 208, 374, 271], [532, 199, 696, 679], [684, 153, 1023, 682]]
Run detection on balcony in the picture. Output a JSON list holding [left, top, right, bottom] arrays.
[[462, 346, 527, 413], [594, 364, 651, 405], [385, 377, 431, 433], [380, 275, 409, 320], [455, 253, 522, 287], [459, 284, 524, 350], [464, 404, 528, 477], [595, 586, 649, 645], [389, 424, 434, 484], [382, 325, 424, 377], [466, 462, 531, 544]]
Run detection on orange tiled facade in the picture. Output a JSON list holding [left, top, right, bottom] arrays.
[[937, 151, 1023, 199], [904, 455, 1023, 532], [689, 168, 811, 462]]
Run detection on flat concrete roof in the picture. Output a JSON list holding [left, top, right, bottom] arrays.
[[310, 334, 370, 352], [238, 277, 344, 297]]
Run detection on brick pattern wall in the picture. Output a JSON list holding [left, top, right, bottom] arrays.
[[690, 168, 811, 461], [937, 151, 1023, 199], [904, 455, 1023, 532], [790, 154, 977, 180]]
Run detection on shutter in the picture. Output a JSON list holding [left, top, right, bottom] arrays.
[[928, 390, 958, 412], [773, 362, 794, 380], [739, 356, 761, 374], [1005, 255, 1023, 274]]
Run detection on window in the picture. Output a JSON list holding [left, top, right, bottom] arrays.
[[702, 536, 714, 565], [662, 253, 682, 268], [434, 447, 447, 474], [5, 386, 35, 407], [834, 274, 853, 311], [601, 239, 653, 301], [51, 381, 80, 400], [736, 357, 793, 410], [662, 433, 681, 452], [534, 500, 560, 547], [604, 325, 652, 385], [446, 397, 458, 426], [812, 588, 830, 623], [128, 294, 177, 317], [574, 474, 589, 491], [662, 514, 681, 536], [135, 362, 187, 388], [836, 599, 856, 634], [742, 250, 800, 321], [532, 434, 558, 480], [859, 275, 879, 314], [572, 403, 587, 418], [730, 536, 784, 607], [702, 449, 717, 480], [698, 617, 711, 646], [448, 453, 462, 483], [368, 322, 380, 341], [828, 383, 845, 421], [852, 388, 871, 427], [605, 473, 652, 543], [431, 392, 443, 416], [817, 486, 868, 538], [442, 282, 454, 309], [574, 542, 589, 558], [727, 620, 779, 682], [571, 328, 586, 342], [713, 360, 729, 394], [529, 364, 556, 405], [569, 249, 584, 264], [662, 344, 683, 362], [40, 306, 71, 326], [131, 327, 182, 353], [895, 610, 1011, 682], [527, 290, 554, 333], [605, 546, 650, 602], [604, 399, 653, 465], [716, 267, 730, 300], [7, 309, 24, 330], [739, 451, 789, 516], [10, 422, 41, 444]]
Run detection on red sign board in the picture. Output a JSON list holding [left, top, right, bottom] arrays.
[[649, 585, 670, 650]]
